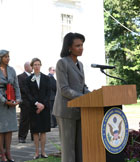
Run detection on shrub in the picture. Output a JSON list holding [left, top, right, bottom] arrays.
[[124, 129, 140, 161]]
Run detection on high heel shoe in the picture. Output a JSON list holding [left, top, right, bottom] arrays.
[[33, 155, 40, 160], [1, 154, 8, 162], [7, 159, 14, 162], [41, 154, 48, 158], [5, 153, 14, 162], [6, 158, 15, 162]]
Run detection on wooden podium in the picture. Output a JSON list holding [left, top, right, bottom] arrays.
[[68, 85, 137, 162]]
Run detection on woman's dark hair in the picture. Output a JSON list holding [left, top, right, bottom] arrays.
[[0, 50, 9, 63], [60, 32, 85, 58], [30, 58, 42, 67]]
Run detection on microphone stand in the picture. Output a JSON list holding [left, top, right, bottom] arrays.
[[100, 68, 127, 84]]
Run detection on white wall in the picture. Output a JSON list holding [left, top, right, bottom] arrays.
[[78, 0, 106, 90], [0, 0, 106, 91]]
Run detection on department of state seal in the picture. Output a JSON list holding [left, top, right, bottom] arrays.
[[101, 107, 129, 154]]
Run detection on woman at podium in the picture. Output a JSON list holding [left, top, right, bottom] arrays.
[[53, 32, 89, 162]]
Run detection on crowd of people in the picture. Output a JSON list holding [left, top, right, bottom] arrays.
[[0, 32, 90, 162]]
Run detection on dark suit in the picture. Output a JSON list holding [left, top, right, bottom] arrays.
[[48, 73, 57, 128], [26, 73, 51, 133], [18, 72, 31, 140]]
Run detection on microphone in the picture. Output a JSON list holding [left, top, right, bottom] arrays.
[[91, 64, 115, 69]]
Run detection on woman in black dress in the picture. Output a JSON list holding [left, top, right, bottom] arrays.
[[26, 58, 51, 159]]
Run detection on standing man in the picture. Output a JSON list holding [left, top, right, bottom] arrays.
[[18, 62, 33, 143], [48, 67, 57, 128]]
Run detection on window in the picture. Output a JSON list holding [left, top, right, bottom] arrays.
[[61, 14, 73, 40]]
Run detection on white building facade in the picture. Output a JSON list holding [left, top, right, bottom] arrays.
[[0, 0, 106, 90]]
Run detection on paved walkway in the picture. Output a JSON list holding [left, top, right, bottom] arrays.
[[9, 108, 61, 162], [9, 104, 140, 162], [11, 127, 60, 162]]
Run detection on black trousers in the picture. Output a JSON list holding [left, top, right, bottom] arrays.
[[18, 103, 31, 140]]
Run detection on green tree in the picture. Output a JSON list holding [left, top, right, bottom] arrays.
[[104, 0, 140, 96]]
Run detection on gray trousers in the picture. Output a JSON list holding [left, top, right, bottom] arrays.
[[56, 117, 82, 162]]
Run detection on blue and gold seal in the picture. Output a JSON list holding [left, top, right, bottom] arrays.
[[101, 107, 129, 154]]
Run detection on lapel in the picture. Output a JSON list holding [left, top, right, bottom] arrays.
[[39, 73, 43, 91], [35, 73, 43, 91], [7, 66, 13, 83], [66, 56, 84, 79], [0, 66, 15, 83], [30, 73, 39, 90], [23, 72, 28, 79], [0, 68, 6, 81]]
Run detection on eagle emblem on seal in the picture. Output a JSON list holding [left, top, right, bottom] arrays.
[[107, 116, 122, 145]]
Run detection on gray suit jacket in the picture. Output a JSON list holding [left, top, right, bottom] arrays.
[[0, 65, 21, 103], [53, 56, 89, 119], [0, 65, 21, 132]]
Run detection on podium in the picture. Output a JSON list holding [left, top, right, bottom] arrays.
[[68, 85, 137, 162]]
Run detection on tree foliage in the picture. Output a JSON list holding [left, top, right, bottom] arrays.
[[104, 0, 140, 97]]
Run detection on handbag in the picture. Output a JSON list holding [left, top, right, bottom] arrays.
[[5, 83, 16, 101]]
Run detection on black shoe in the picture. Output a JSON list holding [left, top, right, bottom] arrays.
[[41, 154, 48, 158], [7, 159, 14, 162], [33, 155, 39, 160], [7, 158, 15, 162], [19, 139, 26, 143], [31, 134, 34, 141], [51, 124, 57, 128]]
